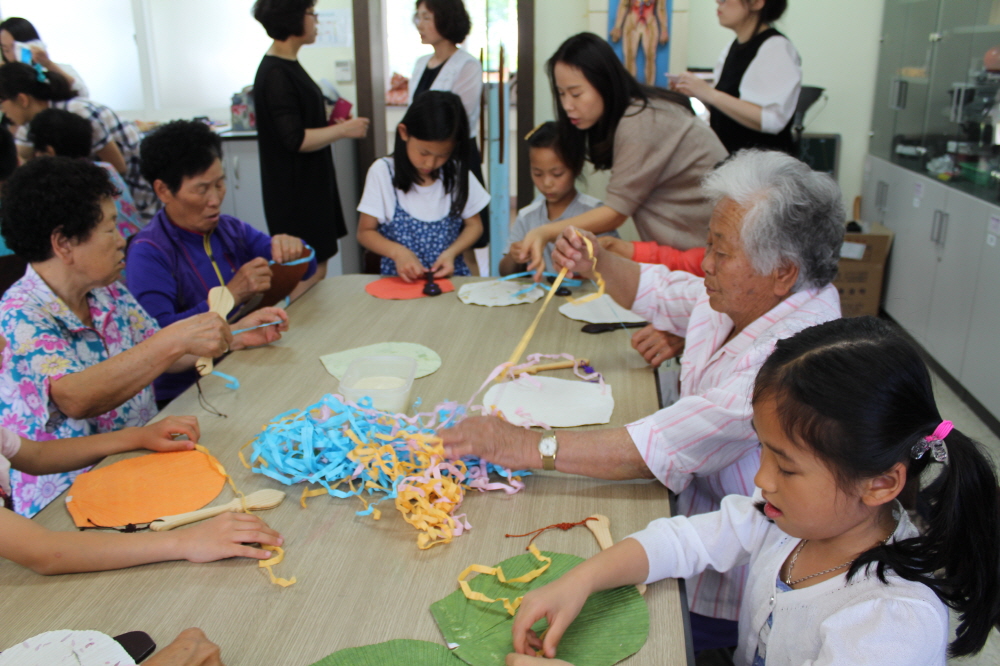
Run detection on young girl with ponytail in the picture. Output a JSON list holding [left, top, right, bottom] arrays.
[[509, 316, 1000, 665]]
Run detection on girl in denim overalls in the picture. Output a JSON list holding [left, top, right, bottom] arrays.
[[357, 91, 489, 281]]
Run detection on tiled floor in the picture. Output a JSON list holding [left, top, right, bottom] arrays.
[[930, 370, 1000, 665]]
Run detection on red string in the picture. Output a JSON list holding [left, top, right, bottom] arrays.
[[505, 517, 597, 549]]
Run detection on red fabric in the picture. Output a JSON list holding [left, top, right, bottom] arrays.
[[365, 276, 455, 300], [631, 241, 706, 277]]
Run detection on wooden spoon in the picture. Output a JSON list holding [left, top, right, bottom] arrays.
[[195, 286, 236, 376], [149, 488, 285, 532], [586, 514, 646, 595]]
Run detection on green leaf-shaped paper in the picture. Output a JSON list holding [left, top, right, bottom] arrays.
[[431, 550, 649, 666], [309, 639, 460, 666]]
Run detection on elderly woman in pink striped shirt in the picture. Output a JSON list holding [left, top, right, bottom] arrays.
[[442, 149, 844, 655]]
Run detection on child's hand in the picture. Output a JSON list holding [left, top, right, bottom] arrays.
[[431, 253, 455, 278], [177, 513, 283, 563], [511, 578, 590, 658], [598, 235, 633, 259], [137, 416, 201, 452], [505, 655, 573, 666], [517, 228, 551, 281], [393, 248, 427, 283], [552, 227, 601, 279]]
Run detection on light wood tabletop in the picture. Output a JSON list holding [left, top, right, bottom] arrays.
[[0, 275, 690, 665]]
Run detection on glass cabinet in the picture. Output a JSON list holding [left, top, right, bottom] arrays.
[[870, 0, 1000, 204]]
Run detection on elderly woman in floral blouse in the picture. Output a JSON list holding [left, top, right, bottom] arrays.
[[0, 157, 287, 517]]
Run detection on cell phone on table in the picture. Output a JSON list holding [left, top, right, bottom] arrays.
[[114, 631, 157, 663]]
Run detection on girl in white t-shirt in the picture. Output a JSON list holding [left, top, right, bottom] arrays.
[[507, 317, 1000, 666], [357, 90, 488, 281]]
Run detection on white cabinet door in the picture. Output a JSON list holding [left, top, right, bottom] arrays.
[[882, 165, 944, 346], [223, 139, 269, 235], [960, 216, 1000, 417], [924, 189, 988, 378]]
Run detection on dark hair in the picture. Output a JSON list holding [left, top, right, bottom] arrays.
[[0, 157, 118, 262], [394, 90, 469, 216], [525, 121, 584, 177], [753, 316, 1000, 657], [753, 0, 788, 32], [140, 120, 223, 194], [0, 61, 74, 102], [415, 0, 471, 44], [27, 108, 93, 159], [0, 129, 17, 182], [547, 32, 693, 171], [0, 18, 40, 63], [252, 0, 315, 41]]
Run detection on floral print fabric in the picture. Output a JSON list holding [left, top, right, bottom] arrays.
[[0, 265, 159, 516]]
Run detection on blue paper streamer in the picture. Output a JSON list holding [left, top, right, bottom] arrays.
[[269, 244, 315, 267], [231, 320, 283, 335], [211, 370, 240, 390]]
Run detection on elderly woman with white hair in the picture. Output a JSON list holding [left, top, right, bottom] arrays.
[[441, 149, 844, 655]]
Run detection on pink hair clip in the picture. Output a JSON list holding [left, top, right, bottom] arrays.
[[911, 420, 952, 463]]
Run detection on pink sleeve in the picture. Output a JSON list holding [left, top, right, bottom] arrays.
[[630, 264, 707, 337]]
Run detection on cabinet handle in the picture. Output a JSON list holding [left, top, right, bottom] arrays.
[[876, 181, 888, 211], [950, 86, 967, 123], [233, 156, 240, 188], [890, 79, 908, 111], [938, 212, 949, 247], [930, 210, 941, 243]]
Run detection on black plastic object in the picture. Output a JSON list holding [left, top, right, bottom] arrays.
[[555, 286, 572, 296], [581, 322, 648, 334], [114, 632, 157, 663], [422, 271, 442, 296]]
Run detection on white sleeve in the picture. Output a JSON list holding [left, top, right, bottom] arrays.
[[13, 124, 28, 148], [461, 171, 491, 219], [451, 57, 483, 136], [628, 494, 765, 585], [357, 159, 397, 224], [740, 36, 802, 134]]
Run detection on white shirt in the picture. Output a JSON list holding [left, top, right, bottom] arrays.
[[712, 35, 802, 135], [625, 264, 841, 621], [629, 493, 948, 666], [409, 49, 483, 138], [357, 157, 490, 224]]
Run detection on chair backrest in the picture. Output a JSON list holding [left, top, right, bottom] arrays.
[[794, 86, 825, 130], [0, 255, 26, 298]]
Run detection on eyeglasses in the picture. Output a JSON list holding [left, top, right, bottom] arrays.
[[412, 11, 434, 25], [305, 9, 318, 18]]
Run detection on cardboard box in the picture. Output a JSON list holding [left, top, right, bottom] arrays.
[[833, 222, 894, 317]]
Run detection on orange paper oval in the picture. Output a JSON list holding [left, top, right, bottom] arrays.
[[66, 450, 227, 528], [365, 276, 455, 300]]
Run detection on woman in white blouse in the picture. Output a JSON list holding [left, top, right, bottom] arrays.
[[672, 0, 800, 155], [410, 0, 488, 244]]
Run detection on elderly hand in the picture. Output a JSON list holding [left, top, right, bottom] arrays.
[[230, 307, 289, 350], [270, 234, 306, 265], [145, 628, 224, 666], [335, 117, 371, 139], [135, 416, 200, 452], [441, 416, 538, 470], [226, 257, 272, 303], [552, 227, 601, 279], [631, 325, 686, 368], [670, 72, 715, 104], [598, 235, 634, 259], [162, 312, 233, 359]]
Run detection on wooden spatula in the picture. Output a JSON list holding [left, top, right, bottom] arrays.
[[586, 514, 646, 595], [195, 286, 236, 376], [149, 488, 285, 532]]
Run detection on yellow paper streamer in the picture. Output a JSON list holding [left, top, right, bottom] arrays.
[[458, 543, 552, 615], [564, 233, 606, 305], [194, 444, 296, 588]]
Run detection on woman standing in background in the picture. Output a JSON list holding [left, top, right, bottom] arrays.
[[0, 17, 89, 98], [671, 0, 800, 155], [252, 0, 370, 283]]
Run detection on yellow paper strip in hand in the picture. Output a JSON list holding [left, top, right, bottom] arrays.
[[565, 233, 606, 305], [502, 267, 569, 376], [457, 544, 552, 616]]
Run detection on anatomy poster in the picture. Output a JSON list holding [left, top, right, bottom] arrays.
[[608, 0, 671, 88]]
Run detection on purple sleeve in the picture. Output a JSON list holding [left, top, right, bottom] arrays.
[[126, 239, 210, 327]]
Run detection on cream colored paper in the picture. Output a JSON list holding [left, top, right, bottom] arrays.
[[483, 376, 614, 427], [458, 280, 544, 307], [320, 342, 441, 380], [558, 294, 645, 324], [0, 630, 136, 666]]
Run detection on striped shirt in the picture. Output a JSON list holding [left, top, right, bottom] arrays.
[[625, 264, 841, 621]]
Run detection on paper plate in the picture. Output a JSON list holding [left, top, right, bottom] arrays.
[[557, 294, 645, 324], [310, 639, 458, 666], [0, 630, 136, 666], [320, 342, 441, 380], [483, 376, 614, 428], [431, 550, 648, 666], [65, 449, 226, 528], [458, 280, 544, 307]]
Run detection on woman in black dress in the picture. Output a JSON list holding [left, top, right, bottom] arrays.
[[252, 0, 370, 281]]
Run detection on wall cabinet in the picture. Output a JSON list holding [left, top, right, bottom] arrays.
[[863, 156, 997, 416]]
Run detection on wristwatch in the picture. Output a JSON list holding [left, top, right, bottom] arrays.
[[538, 434, 558, 471]]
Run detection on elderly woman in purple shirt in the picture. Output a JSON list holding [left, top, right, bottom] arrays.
[[126, 120, 313, 402]]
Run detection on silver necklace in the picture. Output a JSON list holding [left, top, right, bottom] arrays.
[[784, 521, 898, 587]]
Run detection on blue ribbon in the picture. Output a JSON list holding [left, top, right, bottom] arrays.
[[32, 62, 47, 83], [211, 370, 240, 390], [269, 244, 315, 267], [231, 320, 282, 335]]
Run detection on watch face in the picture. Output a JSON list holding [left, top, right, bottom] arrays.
[[539, 437, 557, 456]]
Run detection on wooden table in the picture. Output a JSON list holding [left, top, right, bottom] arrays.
[[0, 276, 690, 665]]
